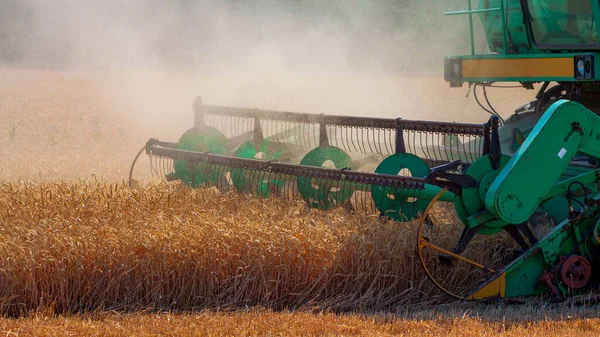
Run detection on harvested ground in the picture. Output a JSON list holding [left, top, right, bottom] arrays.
[[1, 310, 600, 337]]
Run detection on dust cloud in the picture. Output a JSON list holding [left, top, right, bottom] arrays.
[[0, 0, 533, 181]]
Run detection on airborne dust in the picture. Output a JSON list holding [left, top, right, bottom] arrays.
[[0, 0, 532, 181]]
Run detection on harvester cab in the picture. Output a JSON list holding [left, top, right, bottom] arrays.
[[445, 0, 600, 155], [130, 0, 600, 303]]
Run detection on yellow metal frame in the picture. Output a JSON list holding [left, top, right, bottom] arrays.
[[462, 57, 573, 79], [416, 188, 498, 300]]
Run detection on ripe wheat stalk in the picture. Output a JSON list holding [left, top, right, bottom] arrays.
[[0, 181, 516, 316]]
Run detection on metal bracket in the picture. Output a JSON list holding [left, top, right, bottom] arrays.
[[395, 118, 406, 154], [319, 114, 329, 147], [253, 117, 264, 148]]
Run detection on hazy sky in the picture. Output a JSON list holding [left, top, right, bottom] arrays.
[[0, 0, 477, 73]]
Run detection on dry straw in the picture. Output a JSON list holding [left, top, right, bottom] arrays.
[[0, 181, 517, 316]]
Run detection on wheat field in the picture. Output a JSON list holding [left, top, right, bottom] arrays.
[[2, 68, 597, 335], [0, 180, 599, 336], [0, 180, 468, 315]]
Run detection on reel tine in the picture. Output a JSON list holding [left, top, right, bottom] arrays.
[[349, 126, 359, 153], [382, 128, 391, 156], [162, 157, 168, 179], [431, 131, 440, 163], [358, 127, 365, 153], [285, 173, 294, 201], [157, 156, 163, 180], [311, 122, 318, 149], [151, 155, 160, 180], [375, 128, 383, 156], [245, 117, 251, 141], [271, 121, 282, 142], [436, 132, 445, 162], [351, 126, 360, 153], [148, 154, 155, 180], [218, 114, 224, 136], [339, 125, 349, 153], [235, 115, 242, 139], [270, 119, 276, 143], [441, 133, 451, 162], [307, 122, 313, 148], [370, 127, 378, 155], [257, 169, 267, 197], [366, 128, 375, 154], [218, 163, 229, 192], [167, 158, 173, 179], [419, 131, 427, 160], [333, 125, 341, 150], [249, 166, 260, 195], [325, 178, 335, 209], [213, 162, 224, 189], [434, 132, 444, 162], [301, 122, 309, 148], [410, 130, 417, 157], [213, 163, 222, 191]]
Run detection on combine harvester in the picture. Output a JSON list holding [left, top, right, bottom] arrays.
[[130, 1, 600, 301]]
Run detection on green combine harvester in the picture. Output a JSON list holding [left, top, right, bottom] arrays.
[[131, 0, 600, 301]]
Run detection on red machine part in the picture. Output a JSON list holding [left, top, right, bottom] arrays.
[[559, 255, 592, 289]]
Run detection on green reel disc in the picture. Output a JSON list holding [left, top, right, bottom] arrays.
[[231, 140, 284, 197], [460, 154, 511, 235], [172, 127, 227, 188], [372, 153, 430, 221], [297, 146, 353, 210]]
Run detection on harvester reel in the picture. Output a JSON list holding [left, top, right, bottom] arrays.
[[297, 146, 353, 210], [372, 153, 431, 222], [231, 140, 285, 197], [173, 126, 227, 188]]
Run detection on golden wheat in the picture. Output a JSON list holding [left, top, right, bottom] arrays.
[[0, 180, 528, 316]]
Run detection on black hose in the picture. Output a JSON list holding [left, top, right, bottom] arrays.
[[128, 144, 147, 187], [535, 85, 564, 115], [473, 84, 505, 125], [483, 85, 506, 126]]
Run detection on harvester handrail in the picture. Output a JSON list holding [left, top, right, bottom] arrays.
[[445, 0, 507, 55], [444, 7, 500, 16]]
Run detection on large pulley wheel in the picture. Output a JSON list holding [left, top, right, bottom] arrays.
[[457, 154, 511, 235], [371, 153, 431, 221], [297, 146, 353, 210], [559, 255, 592, 289], [416, 187, 497, 300], [173, 126, 227, 188], [231, 140, 284, 197]]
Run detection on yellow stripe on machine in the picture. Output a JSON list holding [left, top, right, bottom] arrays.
[[462, 58, 573, 78], [467, 272, 506, 300]]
